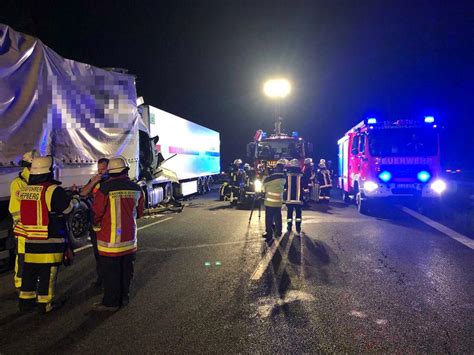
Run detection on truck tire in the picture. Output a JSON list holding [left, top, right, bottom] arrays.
[[197, 177, 204, 195], [356, 193, 370, 215], [163, 183, 173, 203], [343, 191, 352, 204], [67, 200, 91, 248]]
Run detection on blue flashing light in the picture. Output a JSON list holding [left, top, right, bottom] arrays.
[[367, 117, 377, 124], [424, 116, 435, 123], [378, 170, 392, 182], [417, 170, 431, 183], [292, 131, 298, 138], [262, 131, 267, 139]]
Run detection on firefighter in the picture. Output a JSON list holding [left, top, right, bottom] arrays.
[[285, 159, 304, 236], [15, 156, 77, 313], [229, 159, 245, 204], [92, 157, 145, 311], [302, 158, 314, 204], [262, 159, 286, 239], [9, 150, 38, 291], [80, 158, 109, 288], [317, 159, 333, 203]]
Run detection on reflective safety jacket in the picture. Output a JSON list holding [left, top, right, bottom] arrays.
[[284, 167, 303, 205], [92, 175, 145, 257], [263, 173, 285, 207], [301, 164, 314, 189], [14, 181, 72, 265], [317, 168, 333, 188], [9, 168, 30, 226]]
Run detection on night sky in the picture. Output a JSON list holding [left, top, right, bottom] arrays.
[[2, 0, 473, 169]]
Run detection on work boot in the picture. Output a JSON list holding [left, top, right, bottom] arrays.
[[92, 302, 119, 312], [39, 299, 66, 314], [262, 233, 272, 240]]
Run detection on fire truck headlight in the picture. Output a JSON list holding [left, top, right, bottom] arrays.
[[378, 171, 392, 182], [363, 181, 378, 192], [254, 179, 263, 192], [417, 170, 431, 182], [431, 179, 446, 194]]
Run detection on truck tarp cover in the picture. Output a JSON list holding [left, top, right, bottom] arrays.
[[0, 24, 139, 165]]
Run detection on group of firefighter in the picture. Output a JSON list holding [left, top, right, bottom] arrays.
[[8, 151, 144, 313], [224, 157, 333, 238]]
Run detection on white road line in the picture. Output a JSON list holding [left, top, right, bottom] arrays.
[[140, 238, 264, 252], [137, 217, 173, 231], [399, 206, 474, 250], [74, 244, 92, 253], [250, 236, 283, 281], [73, 217, 173, 253]]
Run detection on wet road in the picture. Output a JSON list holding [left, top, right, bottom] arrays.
[[0, 190, 473, 353]]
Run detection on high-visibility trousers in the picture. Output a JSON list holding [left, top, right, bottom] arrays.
[[19, 262, 59, 312], [14, 236, 26, 289]]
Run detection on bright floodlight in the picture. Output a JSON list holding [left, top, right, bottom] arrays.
[[263, 79, 291, 98]]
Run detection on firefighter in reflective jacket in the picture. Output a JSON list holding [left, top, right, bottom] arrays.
[[92, 157, 145, 311], [229, 159, 245, 203], [15, 156, 77, 313], [317, 159, 332, 203], [9, 150, 38, 291], [262, 159, 286, 239], [285, 159, 304, 236]]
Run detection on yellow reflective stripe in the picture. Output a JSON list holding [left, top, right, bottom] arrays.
[[18, 236, 26, 253], [45, 185, 58, 211], [23, 225, 48, 231], [24, 253, 63, 264], [98, 243, 137, 254], [42, 266, 57, 303], [265, 197, 282, 202], [26, 238, 64, 244], [110, 195, 117, 244], [267, 192, 281, 196], [20, 291, 37, 299]]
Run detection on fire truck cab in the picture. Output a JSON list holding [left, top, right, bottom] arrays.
[[338, 117, 446, 214]]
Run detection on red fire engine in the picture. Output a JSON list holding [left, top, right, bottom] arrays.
[[338, 116, 446, 213], [247, 120, 313, 171]]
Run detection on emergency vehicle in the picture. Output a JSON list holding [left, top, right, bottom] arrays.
[[246, 121, 313, 171], [337, 116, 446, 214]]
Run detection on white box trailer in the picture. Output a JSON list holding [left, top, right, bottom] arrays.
[[139, 105, 220, 198]]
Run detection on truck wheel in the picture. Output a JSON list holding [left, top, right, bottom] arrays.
[[343, 192, 352, 204], [197, 177, 204, 195], [356, 193, 370, 215], [67, 200, 91, 248], [163, 183, 173, 203]]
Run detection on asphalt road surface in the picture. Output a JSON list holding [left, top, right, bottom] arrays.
[[0, 190, 473, 353]]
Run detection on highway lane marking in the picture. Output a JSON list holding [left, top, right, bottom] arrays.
[[399, 206, 474, 250], [250, 235, 284, 281], [137, 217, 173, 231], [73, 217, 173, 253], [138, 238, 264, 252]]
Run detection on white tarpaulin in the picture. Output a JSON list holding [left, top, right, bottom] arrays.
[[0, 24, 139, 167]]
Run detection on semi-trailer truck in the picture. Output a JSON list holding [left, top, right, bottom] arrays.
[[0, 24, 220, 267]]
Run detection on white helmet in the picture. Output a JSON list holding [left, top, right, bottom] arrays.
[[289, 159, 300, 168], [233, 159, 242, 165], [108, 157, 129, 174], [30, 156, 53, 175], [304, 158, 313, 165], [318, 159, 326, 168], [276, 158, 288, 166], [243, 163, 250, 170]]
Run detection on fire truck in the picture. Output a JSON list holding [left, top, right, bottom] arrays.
[[246, 120, 313, 171], [337, 116, 446, 214]]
